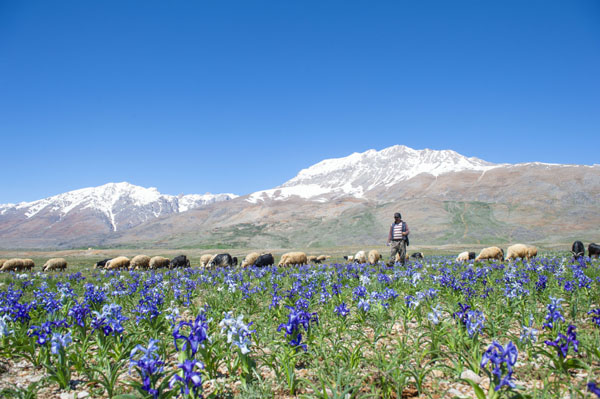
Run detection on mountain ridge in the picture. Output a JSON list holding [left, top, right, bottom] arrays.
[[1, 145, 599, 249]]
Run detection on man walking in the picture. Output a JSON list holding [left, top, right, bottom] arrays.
[[387, 212, 410, 265]]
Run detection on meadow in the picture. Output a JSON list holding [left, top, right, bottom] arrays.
[[1, 251, 599, 398]]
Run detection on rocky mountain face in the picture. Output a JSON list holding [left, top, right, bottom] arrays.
[[0, 182, 237, 248], [1, 146, 599, 249]]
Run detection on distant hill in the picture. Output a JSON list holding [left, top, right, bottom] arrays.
[[1, 146, 599, 249]]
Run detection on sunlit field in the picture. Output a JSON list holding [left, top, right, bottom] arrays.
[[1, 251, 600, 398]]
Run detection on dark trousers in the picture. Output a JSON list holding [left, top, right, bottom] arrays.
[[388, 239, 407, 265]]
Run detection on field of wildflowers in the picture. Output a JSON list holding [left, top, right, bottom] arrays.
[[1, 253, 600, 398]]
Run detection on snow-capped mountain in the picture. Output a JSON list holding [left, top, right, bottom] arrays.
[[1, 145, 599, 249], [247, 145, 501, 202], [0, 182, 237, 232]]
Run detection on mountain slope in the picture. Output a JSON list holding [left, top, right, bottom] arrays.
[[1, 146, 599, 249], [0, 182, 237, 248]]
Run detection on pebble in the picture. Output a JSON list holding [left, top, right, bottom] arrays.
[[60, 392, 72, 399], [78, 391, 90, 398], [460, 369, 482, 384], [447, 388, 470, 398]]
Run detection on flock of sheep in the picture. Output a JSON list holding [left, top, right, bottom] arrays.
[[0, 257, 66, 272], [1, 241, 598, 273], [456, 243, 538, 263]]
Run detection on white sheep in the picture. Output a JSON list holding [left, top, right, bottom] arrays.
[[43, 258, 67, 271], [278, 252, 308, 267], [475, 247, 504, 262], [241, 252, 260, 268], [368, 250, 381, 264], [1, 258, 23, 272], [149, 256, 170, 269], [526, 246, 538, 260], [354, 250, 367, 264], [21, 259, 35, 270], [130, 255, 151, 270], [199, 254, 214, 268], [456, 251, 470, 262], [105, 256, 130, 270], [505, 244, 529, 261]]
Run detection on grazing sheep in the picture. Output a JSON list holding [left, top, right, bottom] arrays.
[[105, 256, 130, 270], [354, 250, 367, 264], [475, 247, 504, 262], [255, 253, 275, 267], [149, 256, 170, 269], [1, 258, 23, 272], [505, 244, 529, 261], [130, 255, 151, 270], [241, 252, 260, 268], [208, 253, 236, 268], [278, 252, 308, 267], [456, 251, 470, 262], [307, 255, 319, 263], [0, 259, 6, 269], [572, 241, 585, 259], [316, 255, 330, 263], [589, 243, 600, 258], [94, 258, 112, 269], [368, 250, 381, 265], [343, 255, 354, 262], [22, 259, 35, 270], [199, 254, 214, 268], [588, 242, 600, 258], [410, 252, 424, 260], [526, 246, 538, 260], [170, 255, 190, 268], [43, 258, 67, 271]]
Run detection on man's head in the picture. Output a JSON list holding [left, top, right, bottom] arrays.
[[394, 212, 401, 220]]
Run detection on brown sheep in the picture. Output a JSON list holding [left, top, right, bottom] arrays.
[[368, 250, 381, 265], [149, 256, 170, 269], [475, 247, 504, 262], [526, 246, 538, 260], [354, 250, 367, 264], [1, 258, 23, 272], [0, 259, 6, 270], [105, 256, 130, 270], [307, 255, 319, 263], [22, 259, 35, 270], [130, 255, 151, 270], [43, 258, 67, 272], [241, 252, 260, 268], [505, 244, 529, 261], [278, 252, 308, 267]]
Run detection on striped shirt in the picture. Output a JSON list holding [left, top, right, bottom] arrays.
[[389, 221, 408, 240]]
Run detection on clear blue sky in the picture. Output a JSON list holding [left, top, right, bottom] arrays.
[[1, 0, 599, 203]]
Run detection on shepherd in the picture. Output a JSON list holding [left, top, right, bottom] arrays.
[[387, 212, 410, 266]]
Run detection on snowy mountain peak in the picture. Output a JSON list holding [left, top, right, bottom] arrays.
[[0, 182, 238, 231], [247, 145, 501, 203]]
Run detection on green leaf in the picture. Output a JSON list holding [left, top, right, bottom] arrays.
[[563, 358, 589, 370]]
